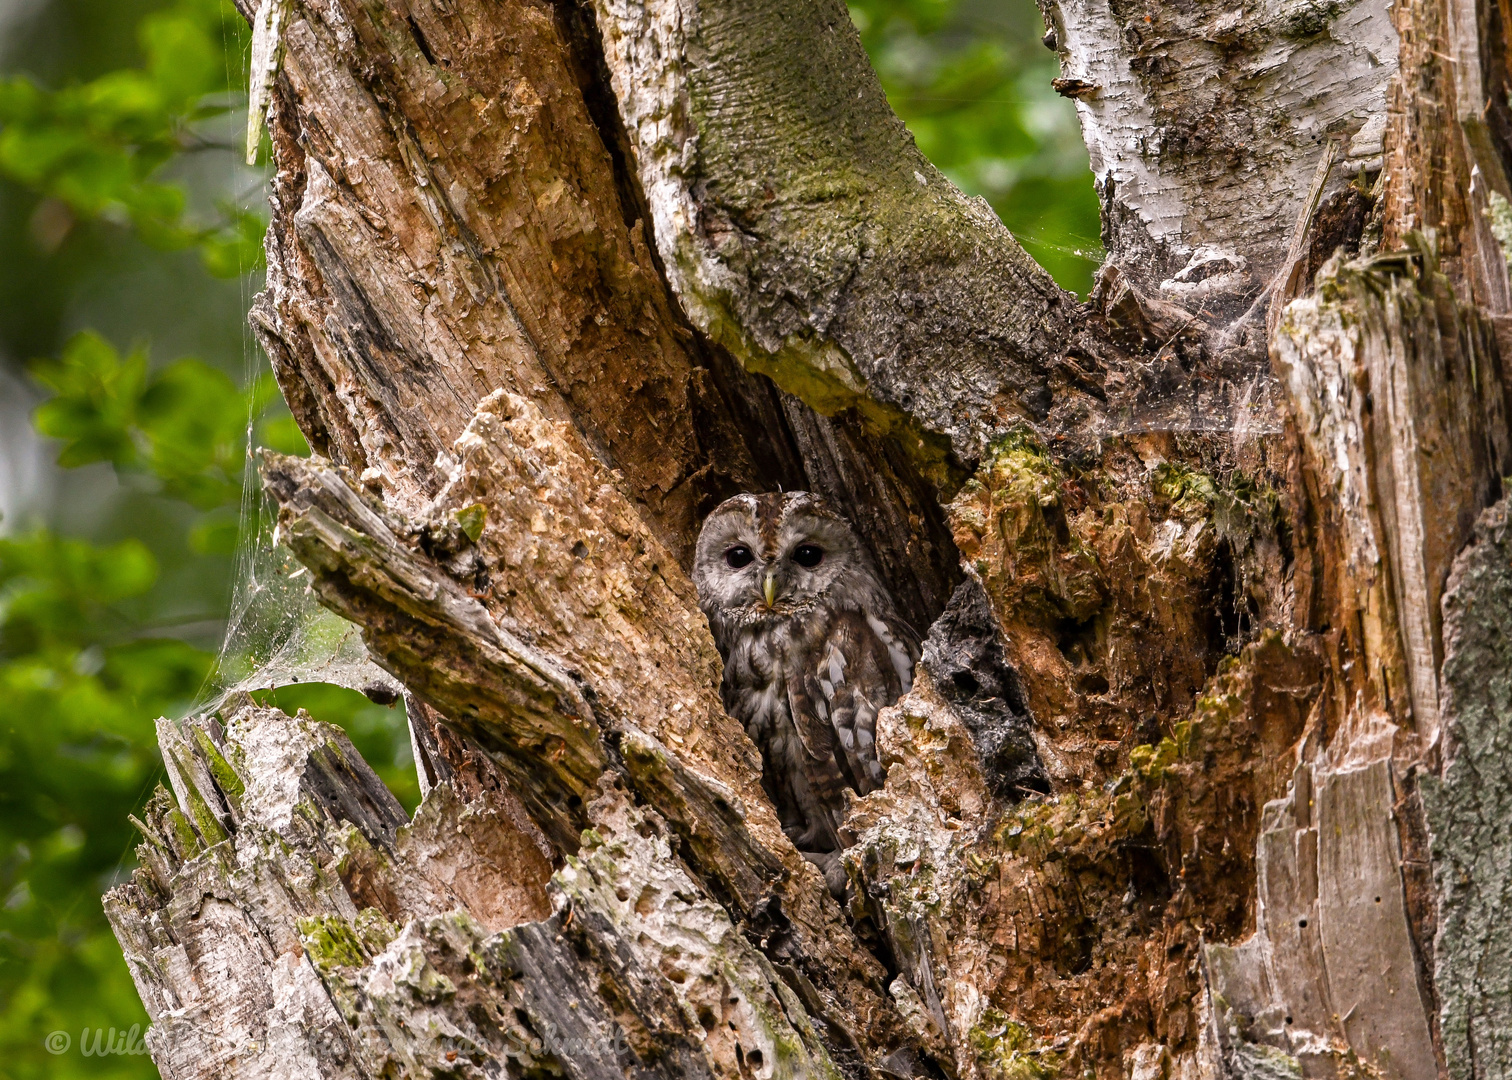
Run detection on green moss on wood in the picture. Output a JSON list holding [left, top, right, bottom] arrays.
[[970, 1007, 1062, 1080], [454, 502, 488, 543], [1152, 461, 1216, 514], [165, 745, 228, 847], [192, 727, 245, 807], [299, 915, 369, 973], [164, 805, 202, 859], [299, 909, 397, 974]]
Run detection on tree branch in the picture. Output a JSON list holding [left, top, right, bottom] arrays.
[[592, 0, 1086, 468]]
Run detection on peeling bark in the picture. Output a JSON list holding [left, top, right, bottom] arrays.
[[1043, 0, 1398, 309], [107, 0, 1512, 1078], [1423, 497, 1512, 1080]]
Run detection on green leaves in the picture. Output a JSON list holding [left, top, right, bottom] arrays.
[[0, 527, 210, 1080], [0, 325, 274, 1077], [0, 2, 317, 1074], [0, 533, 157, 654], [0, 1, 263, 1066], [30, 331, 270, 509], [848, 0, 1101, 293], [138, 359, 247, 507], [0, 0, 263, 275], [29, 332, 147, 469]]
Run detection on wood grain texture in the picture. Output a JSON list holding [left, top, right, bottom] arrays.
[[107, 701, 842, 1080]]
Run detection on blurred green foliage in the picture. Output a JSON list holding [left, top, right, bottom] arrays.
[[0, 2, 414, 1075], [850, 0, 1102, 293], [32, 331, 253, 509], [0, 0, 263, 276], [0, 0, 1095, 1076]]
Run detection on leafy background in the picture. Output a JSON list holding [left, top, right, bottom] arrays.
[[0, 0, 1098, 1076]]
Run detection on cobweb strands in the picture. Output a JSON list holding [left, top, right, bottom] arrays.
[[199, 471, 400, 716]]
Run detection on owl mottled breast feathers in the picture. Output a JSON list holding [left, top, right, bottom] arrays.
[[693, 492, 920, 858]]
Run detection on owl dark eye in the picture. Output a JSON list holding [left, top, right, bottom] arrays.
[[792, 544, 824, 568], [725, 545, 754, 569]]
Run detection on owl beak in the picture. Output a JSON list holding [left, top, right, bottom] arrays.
[[763, 573, 777, 609]]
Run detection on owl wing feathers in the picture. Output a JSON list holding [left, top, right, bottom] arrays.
[[786, 606, 916, 821], [784, 667, 836, 763], [866, 609, 922, 692]]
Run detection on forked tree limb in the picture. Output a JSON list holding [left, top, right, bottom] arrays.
[[591, 0, 1088, 467]]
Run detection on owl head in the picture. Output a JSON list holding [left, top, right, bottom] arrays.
[[692, 492, 886, 637]]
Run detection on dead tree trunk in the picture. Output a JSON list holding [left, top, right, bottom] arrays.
[[105, 0, 1512, 1077]]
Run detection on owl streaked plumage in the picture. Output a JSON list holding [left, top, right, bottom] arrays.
[[692, 492, 920, 859]]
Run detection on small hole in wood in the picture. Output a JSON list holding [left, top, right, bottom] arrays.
[[1298, 918, 1308, 928]]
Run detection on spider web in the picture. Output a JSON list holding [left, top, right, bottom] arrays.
[[194, 465, 400, 716]]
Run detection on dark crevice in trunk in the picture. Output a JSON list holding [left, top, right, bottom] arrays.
[[548, 0, 961, 633], [405, 15, 438, 66], [922, 579, 1049, 799]]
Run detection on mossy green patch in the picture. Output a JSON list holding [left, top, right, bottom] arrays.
[[1128, 631, 1290, 782], [454, 502, 487, 543], [970, 1007, 1062, 1080], [1129, 737, 1179, 781], [1152, 461, 1216, 515], [1489, 191, 1512, 270], [982, 430, 1061, 503], [993, 783, 1146, 865], [164, 804, 202, 858], [299, 915, 369, 973], [696, 297, 964, 494], [962, 428, 1104, 621], [165, 745, 229, 847], [299, 908, 397, 974], [192, 726, 245, 806], [1214, 473, 1281, 544]]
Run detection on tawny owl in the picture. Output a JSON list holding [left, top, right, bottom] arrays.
[[692, 492, 920, 858]]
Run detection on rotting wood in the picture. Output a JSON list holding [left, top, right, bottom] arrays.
[[108, 699, 841, 1080], [1207, 758, 1437, 1080], [258, 407, 906, 1057], [245, 0, 960, 625], [1423, 497, 1512, 1080], [1274, 244, 1512, 749]]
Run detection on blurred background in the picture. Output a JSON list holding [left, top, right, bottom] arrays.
[[0, 0, 1098, 1076]]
